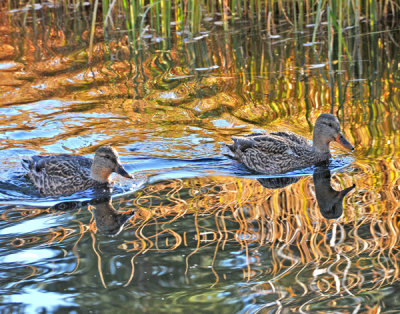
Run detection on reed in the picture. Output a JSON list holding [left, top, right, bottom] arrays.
[[5, 0, 398, 123], [6, 0, 398, 63], [8, 1, 397, 39]]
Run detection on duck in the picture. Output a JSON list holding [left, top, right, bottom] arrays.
[[226, 113, 354, 174], [22, 146, 133, 196]]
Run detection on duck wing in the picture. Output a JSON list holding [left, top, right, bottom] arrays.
[[228, 134, 290, 166], [229, 133, 288, 154], [29, 155, 92, 177], [228, 132, 313, 174], [235, 133, 290, 153], [22, 154, 95, 196], [269, 131, 310, 147]]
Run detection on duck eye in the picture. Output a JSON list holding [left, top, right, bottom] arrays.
[[104, 155, 111, 160]]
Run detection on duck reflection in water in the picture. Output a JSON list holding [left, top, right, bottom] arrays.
[[89, 197, 135, 236], [52, 197, 135, 236], [257, 167, 355, 219], [313, 167, 355, 219]]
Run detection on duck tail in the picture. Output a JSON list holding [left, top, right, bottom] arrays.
[[226, 143, 235, 152], [222, 143, 237, 159], [21, 158, 33, 171]]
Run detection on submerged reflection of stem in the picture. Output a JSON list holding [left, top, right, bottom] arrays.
[[11, 264, 38, 288], [65, 220, 87, 276], [185, 211, 201, 276], [91, 232, 107, 288]]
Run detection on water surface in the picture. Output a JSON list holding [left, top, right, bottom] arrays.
[[0, 3, 400, 313]]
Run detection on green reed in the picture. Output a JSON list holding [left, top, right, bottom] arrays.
[[161, 0, 171, 38], [6, 0, 399, 116], [8, 0, 397, 47]]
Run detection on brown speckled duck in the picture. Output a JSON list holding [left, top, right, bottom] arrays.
[[226, 113, 354, 174], [22, 146, 133, 196]]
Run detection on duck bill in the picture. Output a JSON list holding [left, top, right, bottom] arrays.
[[115, 164, 133, 179], [335, 133, 354, 151]]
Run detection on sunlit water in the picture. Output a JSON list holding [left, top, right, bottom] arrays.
[[0, 3, 400, 313]]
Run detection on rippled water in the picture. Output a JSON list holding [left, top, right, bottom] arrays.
[[0, 3, 400, 313]]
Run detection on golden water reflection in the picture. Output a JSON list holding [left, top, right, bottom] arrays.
[[3, 157, 399, 311], [0, 3, 400, 312]]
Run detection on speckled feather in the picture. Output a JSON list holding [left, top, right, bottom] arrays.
[[228, 131, 329, 174], [22, 154, 105, 196]]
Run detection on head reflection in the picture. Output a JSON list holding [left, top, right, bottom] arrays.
[[52, 197, 135, 236], [90, 197, 135, 236], [257, 167, 355, 219], [313, 167, 355, 219]]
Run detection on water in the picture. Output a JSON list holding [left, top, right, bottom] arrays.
[[0, 3, 400, 313]]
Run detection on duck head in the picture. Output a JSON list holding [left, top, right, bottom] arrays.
[[312, 113, 354, 154], [91, 146, 133, 183]]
